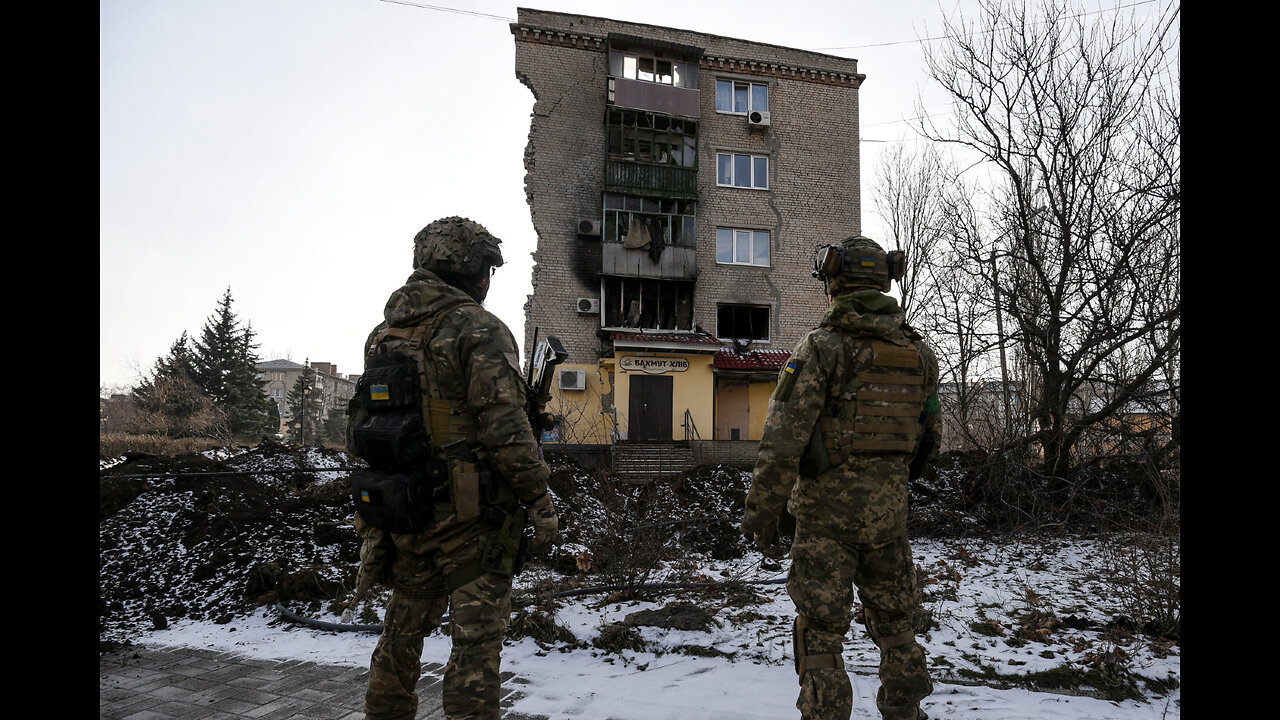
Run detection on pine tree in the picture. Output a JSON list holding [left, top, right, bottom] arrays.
[[131, 332, 225, 437], [285, 360, 323, 445], [322, 403, 348, 446], [192, 288, 274, 440]]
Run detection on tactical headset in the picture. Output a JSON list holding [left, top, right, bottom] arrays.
[[811, 242, 907, 290]]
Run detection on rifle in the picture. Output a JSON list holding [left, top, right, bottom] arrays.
[[525, 332, 569, 445]]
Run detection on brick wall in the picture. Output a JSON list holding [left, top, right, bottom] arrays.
[[514, 10, 863, 451]]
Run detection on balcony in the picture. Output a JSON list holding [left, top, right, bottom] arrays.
[[602, 242, 697, 280], [605, 160, 697, 199], [610, 76, 700, 117]]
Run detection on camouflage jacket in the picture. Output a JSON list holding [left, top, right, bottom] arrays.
[[745, 289, 941, 544], [363, 268, 550, 508]]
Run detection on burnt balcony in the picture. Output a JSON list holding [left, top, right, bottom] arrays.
[[605, 160, 697, 199]]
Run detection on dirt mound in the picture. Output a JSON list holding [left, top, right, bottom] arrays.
[[99, 444, 359, 641], [99, 443, 984, 643]]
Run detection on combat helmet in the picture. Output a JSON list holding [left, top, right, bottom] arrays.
[[812, 235, 905, 294], [413, 216, 505, 278]]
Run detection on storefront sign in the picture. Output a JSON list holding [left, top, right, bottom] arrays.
[[620, 356, 689, 374]]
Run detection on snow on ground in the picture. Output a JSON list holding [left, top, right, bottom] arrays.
[[137, 536, 1180, 719]]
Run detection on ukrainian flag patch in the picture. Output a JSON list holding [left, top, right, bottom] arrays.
[[774, 358, 804, 402], [860, 256, 877, 268], [370, 384, 390, 401], [360, 490, 372, 503]]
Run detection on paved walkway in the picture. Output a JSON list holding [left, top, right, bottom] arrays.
[[100, 644, 546, 720]]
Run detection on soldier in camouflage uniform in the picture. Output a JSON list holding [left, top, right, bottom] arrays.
[[741, 236, 941, 720], [352, 217, 559, 720]]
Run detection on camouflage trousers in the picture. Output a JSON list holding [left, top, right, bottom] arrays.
[[364, 521, 512, 720], [786, 526, 932, 720]]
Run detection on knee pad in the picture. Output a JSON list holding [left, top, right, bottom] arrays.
[[793, 615, 845, 677], [862, 606, 915, 651]]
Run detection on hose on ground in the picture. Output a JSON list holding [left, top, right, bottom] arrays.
[[276, 576, 787, 633]]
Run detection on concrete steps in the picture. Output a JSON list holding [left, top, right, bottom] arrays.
[[611, 442, 695, 481]]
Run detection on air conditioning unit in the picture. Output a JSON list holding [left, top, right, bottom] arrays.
[[558, 368, 587, 391], [577, 218, 602, 237], [748, 110, 771, 127], [576, 297, 600, 314]]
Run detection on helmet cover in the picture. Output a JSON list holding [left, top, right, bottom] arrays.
[[412, 216, 505, 277]]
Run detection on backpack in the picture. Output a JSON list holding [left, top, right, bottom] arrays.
[[348, 318, 450, 534]]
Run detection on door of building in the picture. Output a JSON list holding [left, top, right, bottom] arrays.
[[715, 378, 750, 440], [628, 374, 673, 441]]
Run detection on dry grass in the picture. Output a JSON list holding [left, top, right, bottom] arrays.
[[99, 433, 227, 459]]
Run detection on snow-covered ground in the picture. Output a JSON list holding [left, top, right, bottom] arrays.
[[137, 535, 1181, 719]]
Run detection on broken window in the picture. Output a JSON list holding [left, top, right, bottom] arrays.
[[602, 276, 695, 331], [609, 50, 698, 89], [717, 304, 770, 341], [603, 193, 697, 247], [606, 109, 698, 167]]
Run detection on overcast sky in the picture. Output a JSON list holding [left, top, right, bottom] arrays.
[[99, 0, 1169, 392]]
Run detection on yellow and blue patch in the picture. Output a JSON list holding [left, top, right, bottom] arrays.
[[860, 256, 877, 268], [370, 384, 390, 401], [774, 358, 804, 402], [360, 490, 372, 503]]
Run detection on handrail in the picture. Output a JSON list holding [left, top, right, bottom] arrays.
[[682, 409, 702, 442]]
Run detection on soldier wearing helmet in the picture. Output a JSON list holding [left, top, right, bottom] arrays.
[[742, 235, 941, 720], [352, 216, 558, 720]]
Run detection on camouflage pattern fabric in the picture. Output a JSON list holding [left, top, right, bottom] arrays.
[[789, 528, 932, 720], [360, 266, 551, 720], [368, 267, 549, 505], [364, 515, 512, 720], [412, 216, 504, 277], [744, 288, 940, 720]]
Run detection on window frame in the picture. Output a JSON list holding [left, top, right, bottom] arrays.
[[715, 227, 771, 267], [606, 109, 698, 168], [603, 193, 698, 247], [714, 79, 770, 115], [609, 50, 697, 89], [715, 303, 772, 342], [716, 152, 770, 190]]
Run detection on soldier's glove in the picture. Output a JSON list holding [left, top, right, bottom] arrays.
[[741, 505, 782, 557], [526, 492, 559, 554]]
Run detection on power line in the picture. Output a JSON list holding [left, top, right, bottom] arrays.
[[376, 0, 514, 22], [809, 0, 1168, 51]]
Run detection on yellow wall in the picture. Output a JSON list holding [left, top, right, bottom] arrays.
[[548, 356, 778, 444], [544, 362, 615, 444], [748, 380, 776, 440], [614, 353, 715, 442]]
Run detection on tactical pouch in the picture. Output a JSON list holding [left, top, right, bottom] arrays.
[[351, 352, 429, 470], [350, 463, 445, 534], [479, 506, 527, 577], [799, 425, 832, 476], [352, 411, 428, 470], [449, 459, 482, 521]]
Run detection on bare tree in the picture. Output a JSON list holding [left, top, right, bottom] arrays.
[[873, 141, 949, 323], [917, 0, 1180, 482]]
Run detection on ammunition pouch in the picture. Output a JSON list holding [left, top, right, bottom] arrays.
[[350, 460, 448, 534], [351, 351, 430, 471]]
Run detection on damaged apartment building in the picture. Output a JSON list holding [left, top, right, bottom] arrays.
[[512, 8, 865, 465]]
